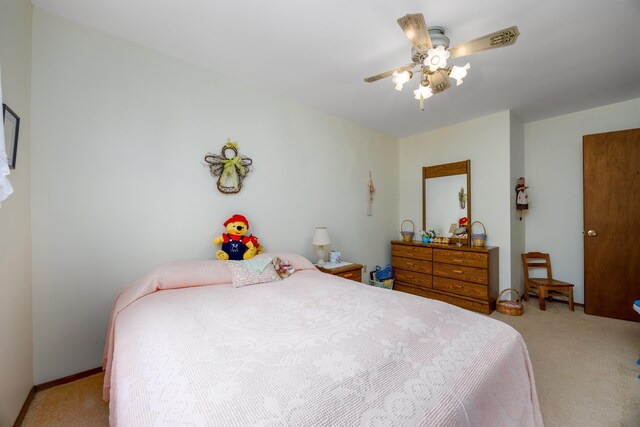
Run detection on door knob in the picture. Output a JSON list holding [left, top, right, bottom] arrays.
[[587, 230, 597, 237]]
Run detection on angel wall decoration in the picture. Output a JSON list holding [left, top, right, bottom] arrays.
[[204, 139, 253, 194], [515, 176, 529, 220]]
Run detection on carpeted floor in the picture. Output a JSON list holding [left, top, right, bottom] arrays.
[[21, 372, 109, 427], [492, 300, 640, 427], [20, 300, 640, 426]]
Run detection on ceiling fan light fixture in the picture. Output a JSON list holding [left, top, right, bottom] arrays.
[[449, 63, 471, 86], [363, 13, 519, 113], [392, 70, 413, 91], [413, 84, 433, 100], [424, 45, 450, 72], [414, 83, 433, 111], [427, 69, 451, 94]]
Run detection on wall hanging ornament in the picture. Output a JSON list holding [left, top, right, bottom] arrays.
[[367, 171, 376, 216], [204, 139, 253, 194], [515, 176, 529, 220]]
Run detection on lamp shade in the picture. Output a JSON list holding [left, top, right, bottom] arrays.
[[312, 226, 331, 246]]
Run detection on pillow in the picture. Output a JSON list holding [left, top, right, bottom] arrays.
[[141, 260, 232, 291], [253, 252, 317, 272], [227, 258, 281, 288]]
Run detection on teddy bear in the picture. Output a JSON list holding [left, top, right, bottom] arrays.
[[273, 257, 295, 278], [213, 214, 259, 261]]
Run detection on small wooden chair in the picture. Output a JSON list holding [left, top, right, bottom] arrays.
[[521, 252, 574, 311]]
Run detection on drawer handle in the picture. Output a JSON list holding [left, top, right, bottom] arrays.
[[452, 269, 463, 274], [452, 284, 463, 290], [344, 273, 353, 278], [452, 259, 463, 263], [405, 262, 414, 265]]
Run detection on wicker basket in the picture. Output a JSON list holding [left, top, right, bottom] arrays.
[[496, 289, 523, 316], [470, 221, 487, 247], [369, 278, 394, 290], [400, 220, 415, 242]]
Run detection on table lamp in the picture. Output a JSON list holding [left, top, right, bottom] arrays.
[[312, 226, 331, 265]]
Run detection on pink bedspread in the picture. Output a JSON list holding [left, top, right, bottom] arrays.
[[103, 254, 543, 426]]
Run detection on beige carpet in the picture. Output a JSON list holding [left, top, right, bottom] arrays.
[[21, 372, 108, 427], [491, 300, 640, 427], [20, 300, 640, 426]]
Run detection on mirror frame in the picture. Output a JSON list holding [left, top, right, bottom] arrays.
[[422, 160, 471, 246]]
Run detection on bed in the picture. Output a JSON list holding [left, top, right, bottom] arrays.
[[103, 253, 543, 426]]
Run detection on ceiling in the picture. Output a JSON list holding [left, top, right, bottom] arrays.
[[31, 0, 640, 138]]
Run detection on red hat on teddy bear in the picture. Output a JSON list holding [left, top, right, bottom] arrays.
[[224, 214, 249, 228]]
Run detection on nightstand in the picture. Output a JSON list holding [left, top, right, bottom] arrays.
[[316, 263, 363, 283]]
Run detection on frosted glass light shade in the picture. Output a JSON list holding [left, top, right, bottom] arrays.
[[392, 70, 412, 91], [424, 45, 450, 72], [413, 85, 433, 100], [312, 226, 331, 246], [449, 63, 470, 86]]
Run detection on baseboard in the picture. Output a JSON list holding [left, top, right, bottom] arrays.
[[34, 367, 103, 392], [13, 386, 35, 427], [13, 367, 102, 426]]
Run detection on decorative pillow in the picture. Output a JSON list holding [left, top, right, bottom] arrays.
[[227, 258, 281, 288]]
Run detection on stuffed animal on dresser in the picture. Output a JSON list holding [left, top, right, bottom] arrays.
[[213, 214, 259, 261]]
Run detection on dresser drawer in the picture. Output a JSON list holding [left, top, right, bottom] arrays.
[[394, 284, 493, 315], [392, 256, 432, 274], [433, 276, 487, 299], [433, 263, 488, 285], [391, 244, 432, 261], [433, 249, 488, 268], [336, 270, 361, 282], [395, 269, 432, 289]]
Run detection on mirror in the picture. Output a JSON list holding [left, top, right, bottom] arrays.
[[422, 160, 471, 246]]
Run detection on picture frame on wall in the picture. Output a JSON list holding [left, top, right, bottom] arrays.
[[3, 103, 20, 169]]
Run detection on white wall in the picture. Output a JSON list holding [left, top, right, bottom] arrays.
[[0, 0, 33, 424], [398, 111, 513, 291], [524, 98, 640, 303], [509, 112, 525, 293], [30, 10, 398, 383]]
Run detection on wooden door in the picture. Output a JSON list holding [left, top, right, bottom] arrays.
[[584, 128, 640, 322]]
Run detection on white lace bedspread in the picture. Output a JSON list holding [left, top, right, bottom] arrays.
[[109, 269, 542, 426]]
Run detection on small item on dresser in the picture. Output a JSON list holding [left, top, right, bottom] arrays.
[[329, 251, 341, 264], [400, 219, 415, 242], [496, 289, 524, 316], [471, 221, 487, 247]]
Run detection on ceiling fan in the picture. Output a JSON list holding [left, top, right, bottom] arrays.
[[364, 13, 519, 110]]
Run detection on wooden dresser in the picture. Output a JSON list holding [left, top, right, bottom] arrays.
[[391, 241, 499, 314]]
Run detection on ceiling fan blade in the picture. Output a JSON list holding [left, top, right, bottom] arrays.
[[448, 26, 520, 59], [364, 64, 415, 83], [397, 13, 432, 52]]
